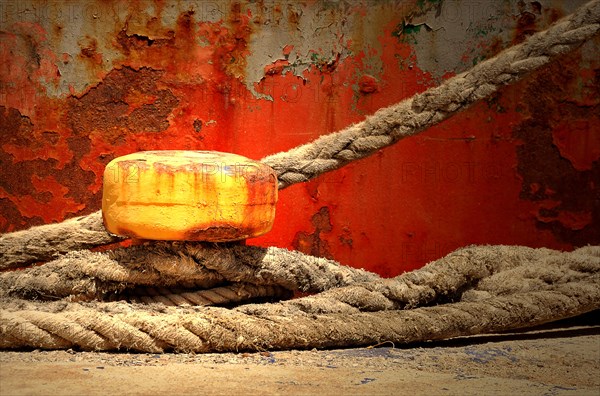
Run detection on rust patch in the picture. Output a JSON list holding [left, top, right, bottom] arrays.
[[264, 59, 290, 76], [67, 66, 179, 136], [338, 226, 353, 247], [0, 198, 45, 231], [513, 55, 599, 244], [287, 3, 302, 31], [41, 131, 60, 145], [552, 117, 600, 171], [358, 74, 379, 94], [292, 206, 334, 259], [0, 107, 81, 231], [116, 25, 175, 55], [13, 30, 42, 72], [56, 135, 96, 201], [184, 224, 251, 242], [78, 36, 102, 65], [513, 0, 542, 44], [1, 65, 180, 231], [193, 119, 203, 133], [0, 107, 59, 197], [220, 4, 252, 79], [544, 5, 564, 25], [0, 106, 34, 148]]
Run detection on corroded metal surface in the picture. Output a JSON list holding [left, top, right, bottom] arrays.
[[1, 0, 598, 274]]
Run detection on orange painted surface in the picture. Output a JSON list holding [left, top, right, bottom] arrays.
[[0, 1, 598, 276], [102, 150, 278, 241]]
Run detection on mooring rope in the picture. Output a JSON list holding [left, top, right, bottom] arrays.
[[1, 245, 598, 352], [261, 0, 600, 188], [1, 0, 599, 352], [1, 0, 598, 270], [0, 243, 377, 302], [0, 211, 121, 270]]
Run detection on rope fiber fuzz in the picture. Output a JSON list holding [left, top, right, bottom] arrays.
[[1, 245, 598, 352], [1, 0, 599, 353]]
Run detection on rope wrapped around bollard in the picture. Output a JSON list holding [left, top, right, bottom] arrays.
[[1, 245, 598, 352], [1, 0, 599, 352]]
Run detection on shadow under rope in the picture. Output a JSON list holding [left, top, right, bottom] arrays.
[[396, 309, 600, 350]]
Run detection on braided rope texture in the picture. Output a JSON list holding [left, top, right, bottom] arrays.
[[108, 284, 291, 307], [0, 211, 121, 270], [0, 243, 378, 300], [1, 245, 598, 352], [262, 0, 600, 188]]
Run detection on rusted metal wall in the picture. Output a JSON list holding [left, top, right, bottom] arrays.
[[1, 0, 598, 275]]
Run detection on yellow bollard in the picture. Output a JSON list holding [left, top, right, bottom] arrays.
[[102, 151, 278, 241]]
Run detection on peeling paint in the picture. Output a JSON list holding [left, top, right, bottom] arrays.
[[395, 0, 585, 80], [357, 74, 379, 93], [69, 66, 178, 132], [292, 206, 334, 259], [552, 118, 600, 171], [1, 0, 598, 274], [511, 40, 599, 245]]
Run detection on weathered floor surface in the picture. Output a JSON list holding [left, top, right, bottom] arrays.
[[1, 312, 598, 395]]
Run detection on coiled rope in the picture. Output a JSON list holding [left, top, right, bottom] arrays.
[[1, 245, 598, 352], [1, 0, 599, 352]]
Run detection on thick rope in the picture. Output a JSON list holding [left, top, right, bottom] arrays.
[[0, 211, 122, 270], [1, 245, 598, 352], [1, 0, 598, 270], [1, 2, 599, 353], [109, 284, 292, 307], [261, 0, 600, 188], [0, 243, 378, 300]]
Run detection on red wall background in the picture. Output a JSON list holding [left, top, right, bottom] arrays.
[[1, 0, 598, 276]]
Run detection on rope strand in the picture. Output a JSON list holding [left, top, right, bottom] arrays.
[[1, 245, 598, 352], [1, 1, 599, 353]]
